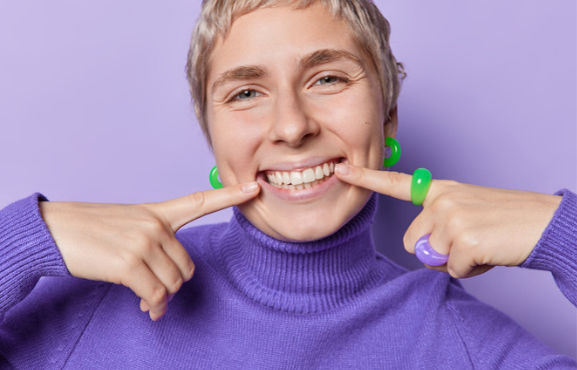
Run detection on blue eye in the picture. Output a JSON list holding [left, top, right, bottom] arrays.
[[235, 89, 258, 100], [316, 76, 339, 85]]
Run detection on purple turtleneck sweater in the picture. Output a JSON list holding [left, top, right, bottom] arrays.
[[0, 191, 576, 369]]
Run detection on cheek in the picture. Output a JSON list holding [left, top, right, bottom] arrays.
[[311, 92, 384, 151], [210, 110, 265, 184]]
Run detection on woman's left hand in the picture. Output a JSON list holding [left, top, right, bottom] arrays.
[[335, 164, 562, 278]]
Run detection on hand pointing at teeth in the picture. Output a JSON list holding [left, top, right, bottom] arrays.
[[335, 163, 561, 278], [39, 182, 260, 321]]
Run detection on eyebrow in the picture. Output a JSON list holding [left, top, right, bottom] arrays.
[[298, 48, 363, 70], [211, 66, 269, 95], [210, 49, 362, 95]]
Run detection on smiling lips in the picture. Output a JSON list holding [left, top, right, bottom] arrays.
[[264, 160, 337, 190]]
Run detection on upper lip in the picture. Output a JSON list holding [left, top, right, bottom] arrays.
[[259, 157, 341, 172]]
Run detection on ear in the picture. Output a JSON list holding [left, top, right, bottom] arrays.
[[384, 105, 398, 138]]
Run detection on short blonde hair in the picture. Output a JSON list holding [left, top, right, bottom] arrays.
[[186, 0, 405, 144]]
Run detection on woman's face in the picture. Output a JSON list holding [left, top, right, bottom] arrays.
[[206, 3, 394, 241]]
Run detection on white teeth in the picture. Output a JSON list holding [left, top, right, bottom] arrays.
[[265, 160, 338, 188], [302, 168, 316, 183], [315, 166, 324, 180], [290, 171, 303, 185]]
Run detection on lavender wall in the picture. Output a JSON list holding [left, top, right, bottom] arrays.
[[0, 0, 575, 358], [372, 0, 576, 358]]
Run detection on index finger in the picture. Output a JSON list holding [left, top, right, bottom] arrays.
[[335, 163, 412, 202], [155, 181, 260, 231]]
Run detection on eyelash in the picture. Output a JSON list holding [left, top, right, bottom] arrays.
[[314, 75, 343, 85], [226, 75, 348, 103], [230, 89, 260, 102]]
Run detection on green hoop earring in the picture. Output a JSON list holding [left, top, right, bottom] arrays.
[[383, 137, 401, 167], [209, 165, 223, 189]]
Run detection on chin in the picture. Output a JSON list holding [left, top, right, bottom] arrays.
[[238, 187, 372, 242], [271, 213, 347, 242]]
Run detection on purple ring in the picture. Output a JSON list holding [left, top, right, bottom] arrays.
[[414, 234, 449, 266]]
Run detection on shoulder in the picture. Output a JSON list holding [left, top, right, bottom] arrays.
[[384, 268, 530, 338], [409, 269, 574, 367], [369, 267, 575, 367]]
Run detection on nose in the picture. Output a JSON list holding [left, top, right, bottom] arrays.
[[267, 89, 319, 147]]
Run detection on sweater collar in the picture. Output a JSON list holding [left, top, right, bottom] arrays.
[[212, 193, 386, 313]]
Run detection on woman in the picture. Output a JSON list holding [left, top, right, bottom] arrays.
[[0, 0, 575, 368]]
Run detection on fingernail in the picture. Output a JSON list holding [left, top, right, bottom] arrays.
[[242, 181, 259, 193], [335, 163, 352, 176]]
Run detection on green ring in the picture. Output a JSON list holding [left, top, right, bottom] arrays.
[[383, 137, 401, 167], [209, 165, 223, 189], [411, 168, 432, 206]]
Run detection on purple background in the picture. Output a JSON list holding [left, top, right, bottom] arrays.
[[0, 0, 575, 358]]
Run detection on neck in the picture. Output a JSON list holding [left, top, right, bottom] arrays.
[[212, 194, 386, 313]]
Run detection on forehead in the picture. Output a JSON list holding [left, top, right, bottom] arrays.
[[207, 4, 363, 82]]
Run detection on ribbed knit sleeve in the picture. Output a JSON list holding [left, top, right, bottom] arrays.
[[0, 193, 70, 319], [521, 189, 577, 306]]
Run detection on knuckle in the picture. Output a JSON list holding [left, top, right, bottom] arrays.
[[385, 171, 405, 186], [126, 230, 152, 250], [143, 218, 166, 235], [173, 249, 195, 280], [446, 215, 466, 234], [124, 232, 162, 258], [443, 179, 461, 189], [455, 231, 480, 251], [431, 192, 457, 213], [134, 240, 156, 259], [121, 252, 144, 272], [188, 192, 206, 209], [148, 285, 167, 306], [169, 277, 183, 293], [114, 254, 145, 287]]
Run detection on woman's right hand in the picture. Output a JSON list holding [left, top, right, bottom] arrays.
[[38, 182, 260, 321]]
